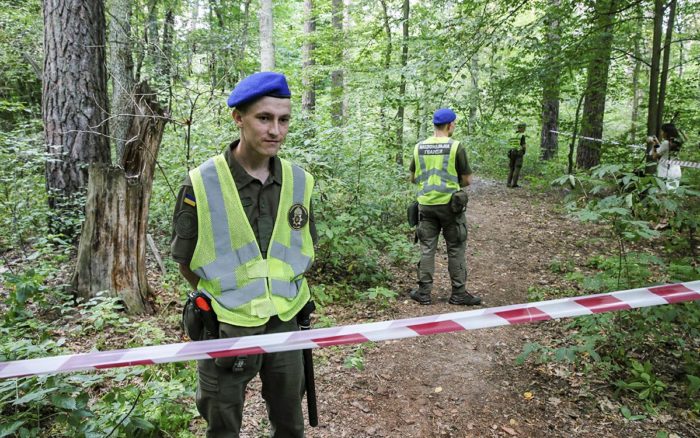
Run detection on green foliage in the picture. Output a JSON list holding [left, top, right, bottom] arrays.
[[615, 360, 668, 406], [0, 271, 198, 437], [343, 345, 367, 372]]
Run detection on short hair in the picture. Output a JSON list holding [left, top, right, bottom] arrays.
[[433, 122, 451, 130]]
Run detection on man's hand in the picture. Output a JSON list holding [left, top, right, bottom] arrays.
[[460, 173, 472, 187], [179, 263, 200, 289]]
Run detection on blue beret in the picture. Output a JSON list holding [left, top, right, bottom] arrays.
[[227, 72, 291, 108], [433, 108, 456, 125]]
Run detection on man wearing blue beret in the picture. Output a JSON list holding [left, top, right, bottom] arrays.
[[171, 71, 317, 437], [408, 108, 482, 306]]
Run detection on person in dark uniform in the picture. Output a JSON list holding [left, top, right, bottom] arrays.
[[171, 72, 317, 438], [507, 122, 527, 188], [408, 108, 482, 306]]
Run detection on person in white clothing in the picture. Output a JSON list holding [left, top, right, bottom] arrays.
[[650, 123, 682, 190]]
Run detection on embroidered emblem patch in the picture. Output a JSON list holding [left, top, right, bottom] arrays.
[[288, 204, 309, 230]]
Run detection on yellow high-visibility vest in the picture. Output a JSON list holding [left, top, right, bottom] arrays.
[[413, 137, 460, 205], [189, 155, 315, 327]]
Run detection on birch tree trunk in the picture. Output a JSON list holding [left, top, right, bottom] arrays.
[[576, 0, 617, 169], [43, 0, 111, 237], [72, 82, 165, 314], [259, 0, 275, 71]]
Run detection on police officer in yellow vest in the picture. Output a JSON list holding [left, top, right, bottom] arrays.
[[171, 72, 316, 437], [507, 122, 527, 188], [408, 108, 481, 306]]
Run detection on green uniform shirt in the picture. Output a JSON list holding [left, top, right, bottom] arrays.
[[171, 140, 318, 264], [409, 138, 472, 179]]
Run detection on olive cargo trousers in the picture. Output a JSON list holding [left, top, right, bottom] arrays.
[[196, 317, 305, 438], [415, 203, 468, 301], [507, 155, 523, 187]]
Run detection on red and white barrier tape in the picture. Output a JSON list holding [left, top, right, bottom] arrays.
[[662, 158, 700, 170], [1, 281, 699, 379]]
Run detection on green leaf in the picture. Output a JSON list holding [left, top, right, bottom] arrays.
[[0, 421, 24, 438], [12, 387, 57, 405], [51, 394, 77, 410]]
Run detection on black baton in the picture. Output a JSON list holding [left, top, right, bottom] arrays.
[[297, 301, 318, 427]]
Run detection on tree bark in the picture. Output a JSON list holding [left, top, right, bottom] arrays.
[[396, 0, 409, 164], [379, 0, 392, 135], [656, 0, 676, 129], [576, 0, 617, 169], [72, 82, 165, 314], [108, 0, 135, 162], [302, 0, 316, 114], [468, 56, 479, 135], [43, 0, 111, 237], [646, 0, 663, 137], [539, 0, 561, 161], [330, 0, 344, 126], [259, 0, 275, 71], [630, 34, 642, 143]]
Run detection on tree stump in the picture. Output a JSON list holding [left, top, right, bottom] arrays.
[[72, 82, 166, 314]]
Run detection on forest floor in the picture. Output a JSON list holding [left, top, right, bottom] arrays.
[[230, 177, 698, 438], [4, 177, 697, 437]]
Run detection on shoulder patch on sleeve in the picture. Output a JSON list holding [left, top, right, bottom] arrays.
[[175, 210, 198, 240], [184, 193, 196, 207]]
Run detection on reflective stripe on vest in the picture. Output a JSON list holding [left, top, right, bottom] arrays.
[[510, 133, 525, 148], [413, 139, 460, 205], [189, 154, 314, 327]]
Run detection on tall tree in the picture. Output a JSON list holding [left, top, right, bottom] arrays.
[[646, 0, 664, 137], [108, 0, 135, 161], [330, 0, 344, 126], [467, 56, 480, 135], [576, 0, 617, 169], [43, 0, 111, 237], [259, 0, 275, 71], [539, 0, 561, 161], [396, 0, 409, 163], [302, 0, 316, 113], [630, 4, 644, 144], [656, 0, 677, 129]]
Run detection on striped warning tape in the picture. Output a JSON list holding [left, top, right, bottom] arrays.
[[1, 281, 699, 379], [663, 159, 700, 169]]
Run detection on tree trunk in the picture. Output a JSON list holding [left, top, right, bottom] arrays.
[[330, 0, 344, 126], [656, 0, 677, 129], [539, 0, 561, 161], [646, 0, 663, 137], [379, 0, 392, 135], [72, 82, 165, 314], [630, 35, 642, 143], [259, 0, 275, 71], [108, 0, 135, 162], [146, 0, 159, 60], [160, 9, 175, 111], [576, 0, 617, 169], [468, 56, 479, 135], [302, 0, 316, 114], [43, 0, 111, 238], [396, 0, 409, 164], [235, 0, 252, 85]]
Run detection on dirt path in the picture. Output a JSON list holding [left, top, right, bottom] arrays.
[[234, 178, 695, 438]]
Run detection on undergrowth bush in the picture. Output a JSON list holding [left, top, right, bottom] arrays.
[[518, 165, 700, 417]]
